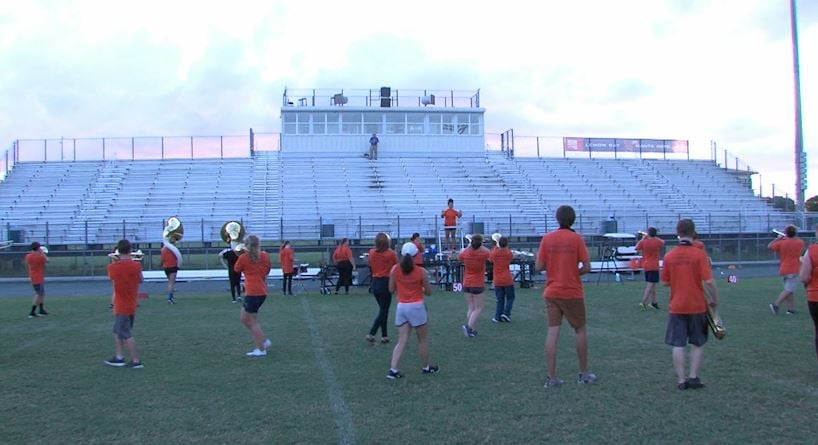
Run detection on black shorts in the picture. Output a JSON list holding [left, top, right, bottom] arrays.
[[463, 286, 485, 295], [164, 267, 179, 277], [665, 313, 708, 347], [445, 228, 457, 235], [644, 270, 659, 283], [243, 295, 266, 314]]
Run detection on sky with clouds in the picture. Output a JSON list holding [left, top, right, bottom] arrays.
[[1, 0, 815, 197]]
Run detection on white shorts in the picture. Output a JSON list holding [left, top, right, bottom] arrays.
[[395, 302, 428, 328], [783, 274, 799, 293]]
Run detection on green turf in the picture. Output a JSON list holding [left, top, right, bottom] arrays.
[[1, 277, 817, 444]]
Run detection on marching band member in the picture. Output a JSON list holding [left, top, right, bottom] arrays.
[[104, 239, 144, 369], [234, 235, 273, 357], [332, 238, 355, 295], [459, 234, 491, 338], [279, 241, 294, 296], [25, 242, 49, 318], [161, 218, 183, 305], [367, 233, 398, 344], [441, 199, 462, 252], [768, 225, 805, 315], [219, 246, 243, 303], [636, 227, 665, 311], [410, 233, 424, 266], [799, 224, 818, 366], [490, 236, 515, 323], [387, 242, 438, 379], [662, 219, 718, 390]]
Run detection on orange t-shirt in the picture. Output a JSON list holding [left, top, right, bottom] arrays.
[[279, 247, 294, 274], [160, 247, 178, 268], [25, 252, 47, 285], [806, 244, 818, 302], [235, 252, 271, 296], [537, 229, 590, 300], [489, 248, 514, 287], [770, 237, 805, 275], [333, 245, 353, 263], [661, 244, 713, 314], [459, 247, 490, 287], [368, 248, 398, 278], [635, 237, 665, 271], [692, 240, 705, 250], [108, 260, 142, 316], [391, 265, 426, 303], [412, 240, 424, 265], [442, 208, 460, 227]]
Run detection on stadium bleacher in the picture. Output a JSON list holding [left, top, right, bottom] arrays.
[[0, 152, 792, 245]]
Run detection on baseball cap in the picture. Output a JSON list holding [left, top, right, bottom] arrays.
[[400, 242, 418, 257]]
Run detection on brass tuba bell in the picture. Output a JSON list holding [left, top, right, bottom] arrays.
[[220, 221, 246, 244], [163, 216, 184, 243]]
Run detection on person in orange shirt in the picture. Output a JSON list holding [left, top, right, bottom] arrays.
[[635, 227, 665, 311], [799, 224, 818, 364], [104, 239, 144, 368], [161, 238, 181, 304], [661, 219, 719, 390], [387, 242, 438, 379], [411, 233, 424, 266], [459, 234, 491, 337], [441, 198, 462, 252], [367, 233, 398, 344], [535, 205, 596, 387], [332, 238, 356, 295], [279, 241, 295, 296], [769, 225, 806, 315], [234, 235, 273, 357], [24, 241, 49, 318], [490, 236, 515, 323]]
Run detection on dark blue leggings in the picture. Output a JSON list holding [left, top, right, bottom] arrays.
[[810, 302, 818, 361]]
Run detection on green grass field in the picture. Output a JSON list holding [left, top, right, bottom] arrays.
[[2, 277, 817, 444]]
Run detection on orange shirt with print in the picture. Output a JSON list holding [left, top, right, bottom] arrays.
[[391, 265, 426, 304], [333, 245, 353, 263], [160, 247, 178, 268], [442, 208, 460, 227], [279, 247, 294, 274], [459, 247, 490, 287], [635, 237, 665, 271], [537, 229, 590, 300], [770, 237, 805, 275], [25, 252, 47, 285], [369, 249, 398, 278], [806, 245, 818, 302], [235, 252, 271, 296], [108, 260, 142, 316], [489, 248, 514, 287], [661, 244, 713, 314], [412, 240, 424, 265]]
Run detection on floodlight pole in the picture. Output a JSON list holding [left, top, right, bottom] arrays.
[[790, 0, 806, 211]]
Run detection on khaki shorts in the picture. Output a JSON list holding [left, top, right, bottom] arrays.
[[546, 298, 586, 329], [783, 274, 799, 293]]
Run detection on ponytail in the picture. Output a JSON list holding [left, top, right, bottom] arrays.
[[400, 253, 414, 274]]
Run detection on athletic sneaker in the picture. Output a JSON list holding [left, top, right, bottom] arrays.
[[769, 304, 778, 315], [366, 334, 376, 344], [639, 303, 646, 312], [468, 329, 478, 338], [246, 348, 267, 357], [387, 369, 403, 379], [28, 313, 39, 319], [231, 299, 237, 304], [650, 303, 660, 310], [786, 310, 796, 316], [380, 337, 390, 344], [105, 357, 126, 367], [38, 310, 49, 316], [491, 318, 500, 323], [462, 324, 470, 337], [422, 365, 440, 374], [128, 361, 144, 369], [686, 377, 705, 389], [262, 339, 272, 350], [500, 314, 511, 323], [577, 372, 598, 384], [167, 298, 176, 305], [544, 377, 564, 388]]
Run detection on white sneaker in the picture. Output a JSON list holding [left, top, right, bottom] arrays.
[[262, 339, 272, 350], [246, 348, 267, 357]]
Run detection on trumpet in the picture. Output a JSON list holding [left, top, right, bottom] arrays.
[[772, 229, 786, 237], [638, 230, 648, 237], [39, 246, 49, 254], [108, 249, 145, 261]]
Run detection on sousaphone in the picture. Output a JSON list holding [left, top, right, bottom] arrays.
[[220, 220, 246, 252]]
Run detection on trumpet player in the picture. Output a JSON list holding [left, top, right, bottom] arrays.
[[636, 227, 665, 311], [768, 225, 805, 315], [25, 242, 49, 318], [104, 239, 144, 369], [661, 219, 718, 390]]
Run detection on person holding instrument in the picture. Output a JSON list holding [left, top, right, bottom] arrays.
[[768, 225, 805, 315]]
